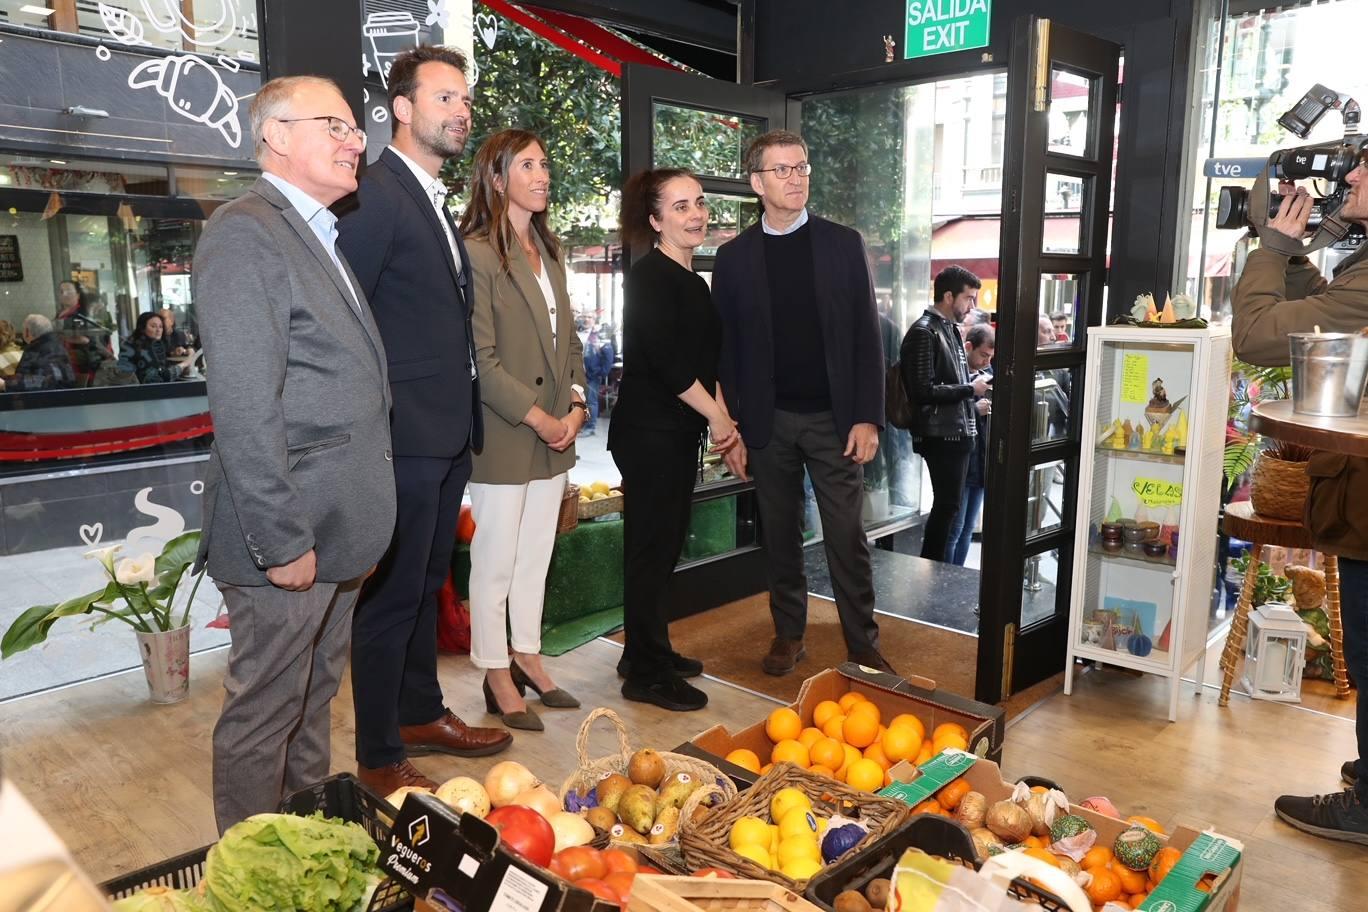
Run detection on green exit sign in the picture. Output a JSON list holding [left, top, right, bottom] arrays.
[[905, 0, 992, 60]]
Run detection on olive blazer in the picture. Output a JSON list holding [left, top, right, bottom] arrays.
[[467, 234, 584, 484]]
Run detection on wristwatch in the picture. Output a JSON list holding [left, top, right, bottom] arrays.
[[569, 400, 589, 416]]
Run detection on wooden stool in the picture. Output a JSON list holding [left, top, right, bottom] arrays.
[[1218, 500, 1352, 705]]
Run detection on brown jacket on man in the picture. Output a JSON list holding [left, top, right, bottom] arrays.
[[1231, 240, 1368, 559]]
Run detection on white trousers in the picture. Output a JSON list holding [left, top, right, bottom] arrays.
[[468, 473, 567, 669]]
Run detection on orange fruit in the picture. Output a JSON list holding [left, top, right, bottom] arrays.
[[1115, 865, 1147, 894], [724, 749, 761, 773], [876, 724, 888, 743], [1022, 847, 1060, 868], [1126, 815, 1165, 836], [1022, 835, 1046, 850], [931, 722, 969, 743], [837, 743, 862, 780], [937, 778, 971, 810], [766, 708, 803, 743], [914, 740, 934, 765], [884, 769, 894, 788], [1148, 847, 1182, 884], [808, 764, 836, 778], [848, 700, 881, 725], [862, 741, 890, 769], [845, 758, 884, 792], [1128, 894, 1148, 909], [1081, 846, 1113, 871], [770, 739, 810, 768], [1085, 868, 1122, 904], [911, 798, 942, 815], [809, 737, 845, 771], [889, 713, 925, 739], [760, 763, 774, 775], [812, 700, 842, 729], [842, 712, 879, 749], [881, 725, 920, 764], [932, 732, 969, 755], [822, 714, 848, 740], [797, 727, 825, 749], [838, 691, 867, 713]]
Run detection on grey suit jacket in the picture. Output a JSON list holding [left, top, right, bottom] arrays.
[[194, 177, 397, 586]]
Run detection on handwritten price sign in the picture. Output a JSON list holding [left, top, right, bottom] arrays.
[[1132, 477, 1183, 507]]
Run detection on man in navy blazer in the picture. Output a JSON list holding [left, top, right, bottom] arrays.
[[338, 46, 510, 796], [714, 130, 895, 678]]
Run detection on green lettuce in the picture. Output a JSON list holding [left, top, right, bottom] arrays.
[[112, 886, 210, 911], [203, 813, 381, 912]]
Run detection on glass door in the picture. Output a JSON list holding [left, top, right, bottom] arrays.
[[976, 17, 1121, 702]]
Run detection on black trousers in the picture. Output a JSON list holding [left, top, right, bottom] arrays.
[[351, 451, 470, 768], [915, 437, 973, 563], [748, 410, 879, 655], [612, 428, 700, 685]]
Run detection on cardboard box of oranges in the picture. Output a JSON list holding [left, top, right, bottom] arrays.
[[685, 664, 1004, 793]]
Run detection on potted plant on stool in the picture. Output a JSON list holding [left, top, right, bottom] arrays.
[[1225, 361, 1314, 519], [1, 531, 204, 703]]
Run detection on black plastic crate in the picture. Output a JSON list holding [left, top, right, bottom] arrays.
[[102, 773, 411, 911], [804, 813, 1070, 912]]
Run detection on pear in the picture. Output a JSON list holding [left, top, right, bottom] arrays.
[[609, 823, 647, 845], [655, 771, 701, 816], [618, 784, 658, 834], [596, 773, 632, 813], [649, 805, 681, 844], [628, 748, 667, 788], [585, 806, 618, 833]]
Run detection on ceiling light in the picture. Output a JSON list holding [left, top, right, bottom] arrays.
[[49, 159, 67, 165], [20, 5, 56, 17], [223, 171, 238, 176]]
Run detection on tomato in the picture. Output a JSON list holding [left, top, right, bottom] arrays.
[[576, 878, 622, 906], [603, 871, 635, 900], [485, 806, 555, 868], [600, 848, 638, 875], [691, 867, 736, 878], [556, 846, 607, 882], [457, 505, 477, 544]]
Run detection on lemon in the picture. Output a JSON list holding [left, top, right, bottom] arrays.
[[769, 824, 780, 852], [734, 843, 774, 869], [729, 816, 770, 851], [777, 808, 819, 841], [770, 787, 812, 823], [815, 816, 829, 837], [776, 837, 821, 866], [591, 492, 609, 501], [780, 856, 823, 881], [590, 480, 611, 495]]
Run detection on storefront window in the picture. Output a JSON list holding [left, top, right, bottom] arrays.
[[1, 0, 260, 59]]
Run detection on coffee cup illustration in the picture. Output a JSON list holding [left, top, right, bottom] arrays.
[[364, 11, 421, 87]]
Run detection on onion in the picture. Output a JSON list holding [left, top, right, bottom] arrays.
[[512, 784, 562, 820], [485, 761, 539, 808], [435, 776, 491, 818], [955, 792, 988, 830], [549, 811, 596, 851], [985, 800, 1033, 843]]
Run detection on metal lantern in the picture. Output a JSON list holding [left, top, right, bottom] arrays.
[[1241, 602, 1308, 702]]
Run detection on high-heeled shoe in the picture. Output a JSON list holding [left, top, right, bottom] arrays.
[[483, 675, 543, 731], [511, 658, 581, 708]]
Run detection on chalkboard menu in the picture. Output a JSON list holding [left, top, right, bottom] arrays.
[[0, 236, 20, 282]]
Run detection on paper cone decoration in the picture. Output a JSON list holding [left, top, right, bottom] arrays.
[[1158, 294, 1177, 323], [117, 201, 137, 231], [1106, 496, 1123, 523], [41, 191, 64, 220], [1156, 619, 1172, 652]]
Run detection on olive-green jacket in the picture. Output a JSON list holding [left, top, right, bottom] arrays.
[[1231, 240, 1368, 559]]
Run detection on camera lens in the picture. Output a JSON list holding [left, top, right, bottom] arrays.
[[1215, 186, 1248, 230]]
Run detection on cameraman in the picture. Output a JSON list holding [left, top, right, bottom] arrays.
[[1231, 164, 1368, 844]]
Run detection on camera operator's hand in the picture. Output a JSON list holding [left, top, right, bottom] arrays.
[[1268, 181, 1314, 239]]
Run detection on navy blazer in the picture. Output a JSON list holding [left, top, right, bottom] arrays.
[[713, 215, 885, 449], [336, 148, 483, 457]]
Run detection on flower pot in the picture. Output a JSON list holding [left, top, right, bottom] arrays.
[[136, 624, 190, 704], [1250, 452, 1310, 521]]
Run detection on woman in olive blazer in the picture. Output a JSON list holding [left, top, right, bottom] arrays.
[[461, 129, 585, 731]]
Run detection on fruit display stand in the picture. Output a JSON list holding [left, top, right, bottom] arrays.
[[1064, 325, 1231, 721], [628, 874, 825, 912]]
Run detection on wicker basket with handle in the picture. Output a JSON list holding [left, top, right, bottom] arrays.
[[578, 489, 625, 519], [557, 707, 738, 845], [678, 763, 911, 891], [557, 482, 580, 535], [1249, 452, 1310, 521]]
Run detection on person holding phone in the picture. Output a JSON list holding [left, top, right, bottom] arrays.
[[947, 323, 994, 567]]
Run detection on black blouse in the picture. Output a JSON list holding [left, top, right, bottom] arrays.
[[608, 248, 722, 436]]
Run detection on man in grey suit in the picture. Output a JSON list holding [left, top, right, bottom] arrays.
[[194, 75, 396, 832]]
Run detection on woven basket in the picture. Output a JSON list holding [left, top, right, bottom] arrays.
[[578, 490, 625, 519], [557, 482, 580, 535], [557, 707, 737, 845], [678, 763, 911, 891], [1250, 452, 1310, 521]]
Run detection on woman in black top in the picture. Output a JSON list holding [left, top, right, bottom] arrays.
[[117, 312, 185, 384], [608, 168, 739, 712]]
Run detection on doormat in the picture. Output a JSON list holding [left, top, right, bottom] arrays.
[[542, 606, 624, 657]]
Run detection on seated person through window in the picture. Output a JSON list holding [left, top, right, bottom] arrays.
[[0, 314, 77, 392]]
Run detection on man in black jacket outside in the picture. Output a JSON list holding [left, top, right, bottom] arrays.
[[900, 266, 990, 563], [0, 315, 75, 392]]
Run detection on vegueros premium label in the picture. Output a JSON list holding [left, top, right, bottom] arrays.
[[904, 0, 992, 60]]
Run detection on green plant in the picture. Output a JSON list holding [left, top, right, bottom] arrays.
[[1228, 553, 1291, 607], [1224, 360, 1311, 486], [1, 531, 204, 658]]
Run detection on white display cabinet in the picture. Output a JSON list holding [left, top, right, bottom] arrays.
[[1063, 325, 1231, 721]]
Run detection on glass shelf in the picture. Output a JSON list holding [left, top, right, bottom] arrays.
[[1092, 445, 1187, 466], [1087, 545, 1176, 570]]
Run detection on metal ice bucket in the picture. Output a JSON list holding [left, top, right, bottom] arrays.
[[1289, 332, 1368, 417]]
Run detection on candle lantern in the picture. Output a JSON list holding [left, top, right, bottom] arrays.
[[1240, 602, 1308, 702]]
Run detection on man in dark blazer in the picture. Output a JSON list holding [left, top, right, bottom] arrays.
[[196, 76, 395, 832], [338, 46, 511, 796], [714, 130, 895, 678]]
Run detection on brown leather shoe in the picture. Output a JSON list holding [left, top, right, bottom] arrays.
[[400, 710, 513, 757], [357, 759, 438, 795], [762, 637, 806, 676], [848, 649, 899, 677]]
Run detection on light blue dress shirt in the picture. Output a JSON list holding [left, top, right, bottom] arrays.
[[761, 207, 810, 236], [262, 172, 360, 313]]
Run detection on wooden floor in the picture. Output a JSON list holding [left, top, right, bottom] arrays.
[[0, 636, 1362, 909]]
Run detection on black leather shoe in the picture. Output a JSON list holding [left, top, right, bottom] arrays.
[[1275, 789, 1368, 845], [617, 652, 704, 679], [762, 637, 805, 676], [1345, 761, 1359, 787], [622, 675, 708, 712]]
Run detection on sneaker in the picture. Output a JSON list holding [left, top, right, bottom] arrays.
[[578, 427, 596, 437], [1274, 789, 1368, 845], [762, 637, 806, 676], [1345, 761, 1358, 787], [617, 652, 704, 679], [622, 675, 708, 712]]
